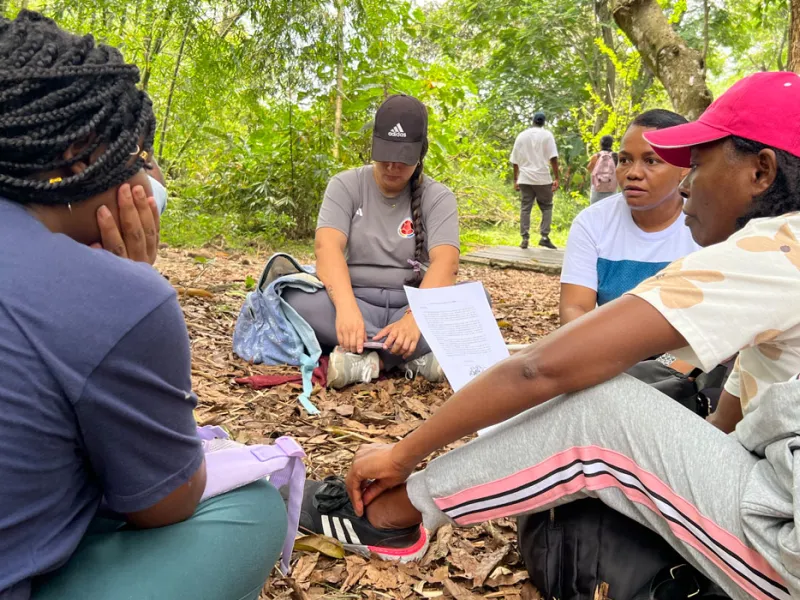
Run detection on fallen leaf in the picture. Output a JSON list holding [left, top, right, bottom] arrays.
[[309, 561, 346, 585], [342, 555, 369, 591], [520, 582, 543, 600], [334, 404, 355, 417], [289, 576, 310, 600], [402, 396, 431, 418], [485, 568, 529, 588], [473, 545, 510, 587], [443, 578, 482, 599], [174, 286, 214, 298], [292, 552, 319, 584], [422, 524, 454, 566], [293, 534, 345, 559], [359, 563, 400, 590], [448, 545, 481, 580], [427, 565, 450, 584]]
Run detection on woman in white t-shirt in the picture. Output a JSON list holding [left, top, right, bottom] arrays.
[[296, 73, 800, 600], [560, 110, 700, 325]]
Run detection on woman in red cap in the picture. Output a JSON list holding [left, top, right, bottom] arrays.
[[283, 95, 461, 389], [296, 73, 800, 599]]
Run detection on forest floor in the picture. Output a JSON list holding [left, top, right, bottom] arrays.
[[157, 245, 561, 600]]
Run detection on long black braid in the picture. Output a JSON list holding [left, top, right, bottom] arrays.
[[730, 136, 800, 230], [0, 10, 155, 205], [406, 138, 429, 287]]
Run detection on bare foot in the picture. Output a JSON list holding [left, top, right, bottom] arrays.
[[365, 484, 422, 530]]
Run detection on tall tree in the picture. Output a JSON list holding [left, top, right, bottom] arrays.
[[595, 0, 617, 133], [790, 0, 800, 71], [612, 0, 713, 119], [332, 0, 344, 159]]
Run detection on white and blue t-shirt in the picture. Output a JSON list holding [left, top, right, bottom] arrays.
[[561, 193, 700, 306]]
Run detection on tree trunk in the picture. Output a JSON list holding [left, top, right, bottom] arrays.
[[612, 0, 713, 119], [702, 0, 709, 77], [332, 0, 345, 160], [142, 0, 177, 92], [594, 0, 616, 134], [157, 20, 191, 162], [790, 0, 800, 72]]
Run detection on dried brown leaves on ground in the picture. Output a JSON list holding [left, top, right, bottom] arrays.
[[156, 246, 559, 600]]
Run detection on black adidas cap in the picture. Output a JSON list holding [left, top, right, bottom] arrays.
[[371, 94, 428, 166]]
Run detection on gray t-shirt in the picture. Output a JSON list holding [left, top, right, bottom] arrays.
[[317, 165, 460, 289]]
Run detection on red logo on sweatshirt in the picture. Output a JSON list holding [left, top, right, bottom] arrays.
[[398, 218, 415, 238]]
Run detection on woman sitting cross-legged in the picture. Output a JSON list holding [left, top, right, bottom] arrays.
[[283, 94, 461, 389], [295, 72, 800, 600], [0, 12, 286, 600]]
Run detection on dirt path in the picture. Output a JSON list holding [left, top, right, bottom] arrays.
[[157, 247, 560, 600]]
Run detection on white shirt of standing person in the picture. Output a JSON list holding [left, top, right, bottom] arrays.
[[510, 127, 559, 186]]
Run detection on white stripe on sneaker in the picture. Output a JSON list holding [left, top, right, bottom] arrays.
[[333, 517, 347, 543], [321, 514, 333, 538], [343, 518, 361, 545]]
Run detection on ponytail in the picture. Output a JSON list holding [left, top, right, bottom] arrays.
[[406, 139, 428, 286]]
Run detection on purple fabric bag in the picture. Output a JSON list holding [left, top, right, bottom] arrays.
[[197, 425, 306, 574]]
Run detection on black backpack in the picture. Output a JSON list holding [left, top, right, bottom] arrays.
[[517, 360, 734, 600]]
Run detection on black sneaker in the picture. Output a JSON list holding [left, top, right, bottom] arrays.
[[297, 476, 428, 562], [520, 238, 529, 249], [539, 236, 557, 250]]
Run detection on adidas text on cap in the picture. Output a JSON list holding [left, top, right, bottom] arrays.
[[372, 94, 428, 166], [643, 72, 800, 168]]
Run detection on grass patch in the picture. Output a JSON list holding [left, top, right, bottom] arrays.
[[460, 222, 568, 253], [161, 199, 314, 256], [162, 187, 587, 256]]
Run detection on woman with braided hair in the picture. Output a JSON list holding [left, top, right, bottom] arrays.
[[284, 94, 461, 389], [0, 11, 286, 600]]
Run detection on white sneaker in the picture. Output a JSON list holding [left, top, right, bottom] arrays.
[[327, 347, 380, 389], [402, 353, 445, 383]]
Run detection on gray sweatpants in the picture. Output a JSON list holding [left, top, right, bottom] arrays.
[[282, 286, 429, 370], [407, 375, 793, 600], [519, 184, 553, 239]]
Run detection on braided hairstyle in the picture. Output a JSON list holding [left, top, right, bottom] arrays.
[[730, 136, 800, 230], [0, 10, 155, 205], [406, 138, 429, 287]]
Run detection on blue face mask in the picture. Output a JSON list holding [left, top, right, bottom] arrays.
[[148, 175, 168, 215]]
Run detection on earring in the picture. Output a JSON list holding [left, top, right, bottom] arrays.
[[129, 144, 141, 156], [67, 203, 73, 215]]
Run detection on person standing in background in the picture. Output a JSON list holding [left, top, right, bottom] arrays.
[[510, 111, 560, 249], [587, 135, 618, 204]]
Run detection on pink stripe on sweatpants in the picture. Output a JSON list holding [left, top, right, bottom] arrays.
[[457, 473, 779, 600], [432, 445, 786, 599], [434, 445, 582, 510]]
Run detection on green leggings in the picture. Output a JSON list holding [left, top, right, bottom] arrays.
[[31, 480, 287, 600]]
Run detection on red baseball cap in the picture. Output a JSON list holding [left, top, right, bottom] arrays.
[[643, 72, 800, 168]]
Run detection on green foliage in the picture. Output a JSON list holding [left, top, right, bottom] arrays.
[[1, 0, 790, 250]]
